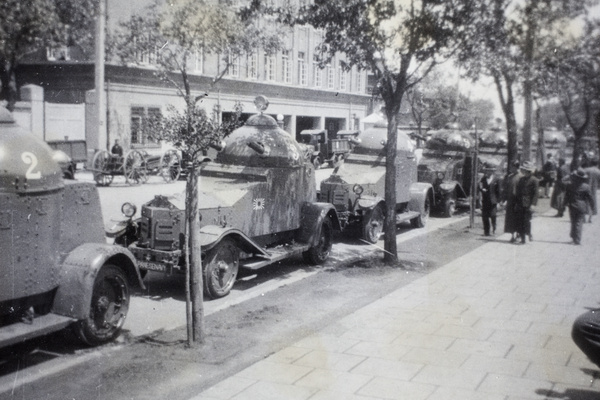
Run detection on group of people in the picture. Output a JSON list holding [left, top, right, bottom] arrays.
[[477, 153, 599, 246]]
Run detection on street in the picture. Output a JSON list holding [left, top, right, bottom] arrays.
[[0, 168, 492, 399]]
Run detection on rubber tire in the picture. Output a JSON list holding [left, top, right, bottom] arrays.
[[411, 196, 430, 228], [204, 238, 239, 299], [443, 197, 456, 218], [74, 264, 130, 346], [303, 218, 333, 265], [362, 204, 385, 244]]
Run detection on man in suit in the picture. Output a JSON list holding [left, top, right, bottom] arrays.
[[565, 168, 594, 245], [503, 160, 522, 242], [551, 157, 570, 217], [514, 161, 539, 244], [479, 165, 501, 236], [583, 159, 600, 222]]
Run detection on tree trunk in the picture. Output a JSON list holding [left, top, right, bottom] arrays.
[[596, 111, 600, 158], [383, 101, 400, 264], [521, 0, 538, 164], [187, 169, 205, 344]]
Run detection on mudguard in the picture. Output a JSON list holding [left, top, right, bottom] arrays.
[[356, 195, 382, 211], [409, 182, 434, 211], [198, 225, 270, 256], [439, 181, 459, 194], [53, 243, 144, 319], [297, 202, 341, 246]]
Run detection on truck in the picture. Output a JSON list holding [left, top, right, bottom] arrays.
[[318, 121, 433, 244], [300, 129, 360, 169], [0, 106, 144, 348], [112, 97, 341, 299]]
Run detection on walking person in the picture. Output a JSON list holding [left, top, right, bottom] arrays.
[[551, 157, 570, 217], [478, 165, 501, 236], [583, 159, 600, 222], [514, 161, 539, 244], [565, 168, 594, 245], [504, 161, 522, 242], [541, 153, 557, 198]]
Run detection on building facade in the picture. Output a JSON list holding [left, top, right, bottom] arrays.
[[16, 0, 372, 160]]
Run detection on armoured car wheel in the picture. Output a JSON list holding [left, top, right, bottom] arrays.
[[443, 197, 456, 218], [74, 264, 130, 346], [411, 196, 430, 228], [204, 238, 239, 299], [159, 150, 182, 182], [124, 150, 148, 185], [92, 150, 113, 186], [303, 218, 333, 265], [362, 204, 385, 244]]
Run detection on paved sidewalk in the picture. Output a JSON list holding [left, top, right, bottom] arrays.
[[191, 210, 600, 400]]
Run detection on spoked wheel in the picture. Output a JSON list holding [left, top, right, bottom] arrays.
[[124, 150, 148, 185], [411, 195, 431, 228], [362, 204, 385, 244], [204, 238, 239, 299], [74, 264, 130, 346], [91, 150, 114, 187], [159, 150, 182, 183], [303, 218, 333, 265]]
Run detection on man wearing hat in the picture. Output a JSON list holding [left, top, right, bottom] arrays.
[[514, 161, 539, 244], [503, 160, 522, 242], [478, 164, 501, 236], [565, 168, 594, 245]]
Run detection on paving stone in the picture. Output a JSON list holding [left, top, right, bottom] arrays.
[[229, 381, 316, 400], [195, 377, 256, 400], [294, 369, 372, 393], [356, 376, 436, 400], [292, 350, 366, 371], [478, 373, 553, 398], [412, 364, 487, 390], [236, 361, 313, 384], [461, 353, 529, 377]]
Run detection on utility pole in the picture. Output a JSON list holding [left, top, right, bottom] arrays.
[[94, 0, 107, 151]]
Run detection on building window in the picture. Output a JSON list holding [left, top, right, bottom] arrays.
[[264, 54, 276, 81], [131, 107, 161, 146], [327, 64, 334, 89], [355, 70, 362, 93], [339, 65, 347, 91], [313, 55, 322, 88], [194, 48, 204, 74], [226, 51, 240, 77], [46, 46, 70, 61], [248, 52, 258, 79], [298, 51, 307, 86], [282, 50, 292, 83]]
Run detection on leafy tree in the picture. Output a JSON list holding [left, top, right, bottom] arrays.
[[249, 0, 476, 263], [458, 0, 592, 169], [114, 0, 283, 345], [0, 0, 96, 108], [539, 18, 600, 169]]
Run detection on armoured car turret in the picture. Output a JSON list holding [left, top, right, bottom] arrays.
[[116, 97, 341, 298], [0, 106, 143, 348], [318, 121, 433, 244]]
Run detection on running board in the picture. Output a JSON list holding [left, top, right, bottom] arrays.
[[0, 313, 76, 348], [241, 243, 311, 270]]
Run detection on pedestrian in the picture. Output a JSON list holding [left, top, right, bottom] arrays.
[[583, 158, 600, 223], [551, 157, 570, 217], [111, 139, 123, 157], [514, 161, 539, 244], [503, 160, 522, 242], [565, 168, 594, 245], [478, 165, 501, 236], [572, 309, 600, 369], [540, 153, 557, 198]]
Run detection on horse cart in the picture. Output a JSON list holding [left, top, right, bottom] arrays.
[[90, 149, 182, 186]]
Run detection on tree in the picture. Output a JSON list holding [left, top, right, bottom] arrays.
[[458, 0, 591, 169], [114, 0, 283, 345], [251, 0, 476, 263], [0, 0, 96, 108], [540, 18, 600, 169]]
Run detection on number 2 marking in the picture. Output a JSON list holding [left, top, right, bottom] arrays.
[[21, 152, 42, 179]]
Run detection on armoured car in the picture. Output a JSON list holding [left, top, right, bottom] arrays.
[[0, 106, 144, 348], [318, 122, 433, 244], [417, 126, 480, 217], [113, 97, 341, 299], [300, 129, 360, 169]]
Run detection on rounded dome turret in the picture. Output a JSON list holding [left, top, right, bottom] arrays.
[[216, 97, 305, 168], [0, 106, 63, 193]]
